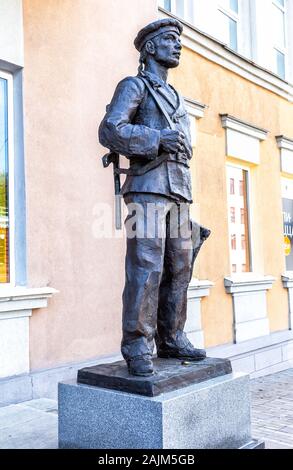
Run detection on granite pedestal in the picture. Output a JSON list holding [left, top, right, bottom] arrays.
[[58, 358, 262, 449]]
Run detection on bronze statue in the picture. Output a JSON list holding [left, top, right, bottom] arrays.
[[99, 18, 210, 377]]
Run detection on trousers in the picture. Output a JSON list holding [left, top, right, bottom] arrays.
[[121, 192, 194, 361]]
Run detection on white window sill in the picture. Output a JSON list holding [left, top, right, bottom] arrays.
[[158, 8, 293, 103], [0, 286, 58, 318], [224, 274, 275, 294], [188, 278, 214, 299]]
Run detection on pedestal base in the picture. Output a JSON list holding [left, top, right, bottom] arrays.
[[58, 372, 260, 449], [77, 357, 232, 397]]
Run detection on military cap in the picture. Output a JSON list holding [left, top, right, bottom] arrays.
[[134, 18, 183, 52]]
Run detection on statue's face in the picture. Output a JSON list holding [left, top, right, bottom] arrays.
[[151, 31, 182, 68]]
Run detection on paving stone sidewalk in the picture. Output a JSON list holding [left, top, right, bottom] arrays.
[[250, 368, 293, 449], [0, 398, 58, 449], [0, 369, 292, 449]]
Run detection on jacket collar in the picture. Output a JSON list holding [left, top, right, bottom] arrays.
[[139, 70, 165, 89], [139, 70, 179, 110]]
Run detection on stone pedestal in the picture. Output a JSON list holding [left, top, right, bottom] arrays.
[[58, 359, 263, 449]]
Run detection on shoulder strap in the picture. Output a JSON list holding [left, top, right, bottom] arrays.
[[139, 76, 176, 131], [113, 76, 177, 177]]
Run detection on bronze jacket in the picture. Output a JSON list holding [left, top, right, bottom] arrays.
[[98, 71, 193, 202]]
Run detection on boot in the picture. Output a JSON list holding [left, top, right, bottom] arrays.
[[127, 355, 154, 377], [157, 346, 206, 361]]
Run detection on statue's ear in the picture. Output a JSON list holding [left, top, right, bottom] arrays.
[[145, 40, 155, 56]]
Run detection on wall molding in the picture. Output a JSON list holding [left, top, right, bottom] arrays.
[[220, 114, 269, 141], [0, 286, 58, 379], [224, 274, 275, 294], [0, 286, 58, 312], [282, 272, 293, 288], [184, 97, 207, 119], [188, 278, 214, 298], [276, 135, 293, 152]]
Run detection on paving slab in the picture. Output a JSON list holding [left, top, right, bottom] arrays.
[[0, 399, 58, 449], [250, 369, 293, 449]]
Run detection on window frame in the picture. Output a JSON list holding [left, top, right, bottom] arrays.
[[0, 70, 15, 286], [272, 0, 288, 79], [159, 0, 195, 24], [226, 162, 253, 274], [217, 0, 239, 51], [159, 0, 172, 11]]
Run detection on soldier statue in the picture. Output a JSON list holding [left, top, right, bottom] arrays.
[[99, 18, 210, 377]]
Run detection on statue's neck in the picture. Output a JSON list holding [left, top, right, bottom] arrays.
[[144, 59, 168, 83]]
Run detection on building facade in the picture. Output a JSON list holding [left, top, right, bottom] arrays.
[[0, 0, 292, 404]]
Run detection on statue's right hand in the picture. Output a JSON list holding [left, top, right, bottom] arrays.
[[159, 129, 185, 154]]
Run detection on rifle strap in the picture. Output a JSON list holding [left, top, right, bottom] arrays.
[[114, 76, 176, 177], [140, 76, 177, 131]]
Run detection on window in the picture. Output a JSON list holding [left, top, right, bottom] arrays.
[[239, 179, 244, 196], [220, 0, 239, 13], [230, 206, 235, 223], [231, 234, 236, 250], [158, 0, 195, 23], [159, 0, 255, 58], [230, 178, 235, 194], [218, 0, 239, 51], [227, 165, 251, 273], [159, 0, 172, 11], [272, 0, 287, 79], [0, 72, 14, 284]]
